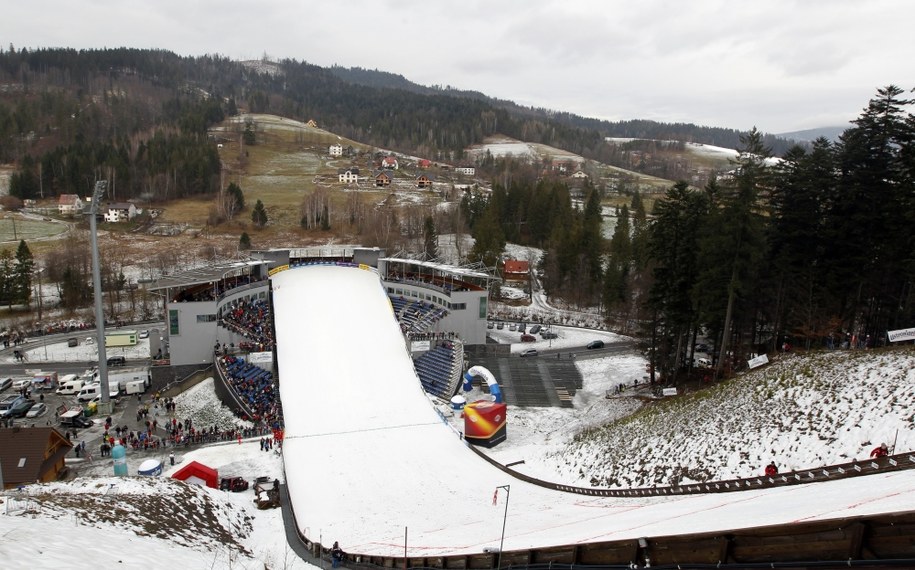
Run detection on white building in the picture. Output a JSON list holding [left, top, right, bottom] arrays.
[[103, 202, 138, 223], [329, 144, 343, 157]]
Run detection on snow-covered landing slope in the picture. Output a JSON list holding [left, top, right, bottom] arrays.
[[271, 265, 915, 557]]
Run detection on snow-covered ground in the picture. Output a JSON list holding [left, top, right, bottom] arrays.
[[2, 264, 914, 569]]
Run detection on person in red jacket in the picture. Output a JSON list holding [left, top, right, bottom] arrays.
[[870, 443, 889, 458], [764, 461, 778, 476]]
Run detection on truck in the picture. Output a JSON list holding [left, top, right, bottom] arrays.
[[125, 378, 148, 395], [30, 371, 59, 391], [106, 367, 150, 392]]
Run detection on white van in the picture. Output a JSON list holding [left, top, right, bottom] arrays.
[[76, 384, 102, 402], [56, 378, 85, 396], [77, 384, 120, 402]]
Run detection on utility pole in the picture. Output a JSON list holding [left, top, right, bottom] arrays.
[[495, 484, 510, 569], [89, 180, 112, 415]]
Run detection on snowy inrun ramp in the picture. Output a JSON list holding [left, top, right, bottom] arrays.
[[271, 265, 915, 557]]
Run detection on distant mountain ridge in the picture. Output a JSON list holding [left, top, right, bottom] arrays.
[[328, 65, 820, 155], [776, 126, 847, 143]]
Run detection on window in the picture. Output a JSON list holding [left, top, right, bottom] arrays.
[[479, 296, 488, 319], [169, 309, 180, 335], [197, 314, 217, 323], [450, 302, 466, 311]]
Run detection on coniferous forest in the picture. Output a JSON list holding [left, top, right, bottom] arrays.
[[0, 48, 912, 381]]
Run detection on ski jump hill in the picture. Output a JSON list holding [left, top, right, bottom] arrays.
[[270, 263, 915, 563]]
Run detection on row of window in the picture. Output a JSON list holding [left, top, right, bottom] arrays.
[[388, 287, 464, 311]]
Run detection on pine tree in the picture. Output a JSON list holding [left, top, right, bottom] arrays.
[[239, 232, 251, 250], [825, 85, 914, 336], [647, 181, 708, 374], [696, 128, 771, 375], [422, 216, 439, 260], [251, 199, 268, 228], [13, 240, 33, 306]]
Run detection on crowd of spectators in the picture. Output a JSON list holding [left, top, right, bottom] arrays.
[[219, 355, 282, 428], [219, 297, 275, 350]]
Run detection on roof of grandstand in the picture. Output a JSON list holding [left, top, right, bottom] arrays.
[[149, 260, 267, 291], [380, 257, 495, 280]]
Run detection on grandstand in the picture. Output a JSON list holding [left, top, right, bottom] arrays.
[[411, 340, 463, 400]]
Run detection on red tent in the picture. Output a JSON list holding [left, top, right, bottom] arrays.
[[171, 460, 218, 489]]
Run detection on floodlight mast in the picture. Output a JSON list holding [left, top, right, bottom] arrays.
[[89, 180, 112, 414]]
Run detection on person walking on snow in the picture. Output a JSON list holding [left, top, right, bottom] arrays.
[[331, 541, 343, 568]]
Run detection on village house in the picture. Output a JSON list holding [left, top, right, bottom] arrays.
[[338, 167, 360, 184], [0, 426, 73, 489], [381, 156, 399, 170], [502, 259, 530, 282], [374, 170, 393, 187], [57, 194, 82, 216], [329, 144, 343, 157], [571, 170, 589, 179], [417, 159, 432, 169], [104, 202, 138, 223], [455, 165, 475, 176], [415, 174, 434, 189]]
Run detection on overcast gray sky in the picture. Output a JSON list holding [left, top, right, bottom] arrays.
[[4, 0, 913, 133]]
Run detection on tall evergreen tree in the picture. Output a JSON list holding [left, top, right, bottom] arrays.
[[422, 216, 439, 260], [825, 85, 914, 338], [646, 182, 708, 375], [695, 128, 770, 375], [251, 199, 268, 228], [13, 239, 33, 306]]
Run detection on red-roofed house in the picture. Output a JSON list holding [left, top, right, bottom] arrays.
[[381, 156, 399, 170], [502, 260, 530, 281], [58, 194, 82, 216]]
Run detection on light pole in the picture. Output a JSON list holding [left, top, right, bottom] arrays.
[[88, 180, 112, 415], [495, 484, 510, 569]]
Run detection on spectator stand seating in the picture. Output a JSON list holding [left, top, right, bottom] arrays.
[[412, 341, 463, 401], [389, 296, 448, 335], [217, 355, 281, 426]]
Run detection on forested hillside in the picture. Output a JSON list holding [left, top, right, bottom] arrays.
[[463, 87, 915, 383], [1, 47, 798, 203]]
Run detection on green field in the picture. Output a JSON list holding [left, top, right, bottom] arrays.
[[0, 215, 68, 244]]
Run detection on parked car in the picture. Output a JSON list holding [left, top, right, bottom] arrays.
[[25, 402, 48, 418], [509, 323, 517, 331], [586, 340, 605, 350], [519, 323, 526, 333], [487, 321, 494, 329], [220, 477, 250, 492], [12, 378, 31, 391], [541, 331, 558, 340], [0, 377, 12, 392], [0, 395, 21, 418], [520, 348, 539, 357], [59, 410, 94, 429], [107, 356, 126, 367], [496, 322, 504, 330], [520, 334, 536, 343], [0, 397, 35, 418], [139, 330, 150, 339], [529, 324, 542, 334]]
